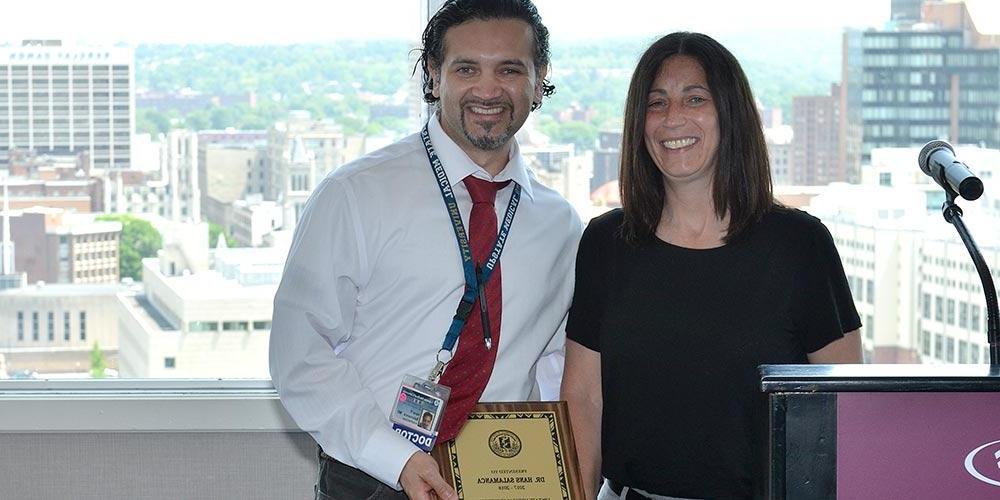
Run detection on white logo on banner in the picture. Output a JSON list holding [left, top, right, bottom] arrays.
[[964, 439, 1000, 487]]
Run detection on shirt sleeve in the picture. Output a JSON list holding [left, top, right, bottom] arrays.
[[534, 211, 584, 400], [565, 217, 607, 352], [268, 177, 417, 489], [794, 219, 863, 353]]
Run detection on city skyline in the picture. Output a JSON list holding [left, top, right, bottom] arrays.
[[5, 0, 998, 45], [2, 0, 999, 378]]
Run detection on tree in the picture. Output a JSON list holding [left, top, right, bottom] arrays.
[[96, 215, 163, 281], [209, 106, 239, 129], [539, 120, 599, 152], [136, 108, 171, 135], [90, 341, 107, 379], [208, 222, 237, 248], [184, 109, 211, 131]]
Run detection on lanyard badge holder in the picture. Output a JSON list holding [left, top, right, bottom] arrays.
[[390, 125, 521, 452], [390, 373, 451, 452]]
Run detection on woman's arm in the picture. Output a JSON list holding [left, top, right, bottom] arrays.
[[807, 330, 862, 363], [561, 339, 603, 499]]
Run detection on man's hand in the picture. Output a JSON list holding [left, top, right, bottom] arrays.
[[399, 451, 456, 500]]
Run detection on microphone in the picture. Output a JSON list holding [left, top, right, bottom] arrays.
[[918, 140, 984, 201]]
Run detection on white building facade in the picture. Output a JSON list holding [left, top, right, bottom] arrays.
[[806, 145, 1000, 364], [0, 41, 134, 170], [0, 282, 123, 373], [116, 243, 282, 378]]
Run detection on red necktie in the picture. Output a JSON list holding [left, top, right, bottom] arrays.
[[436, 176, 511, 442]]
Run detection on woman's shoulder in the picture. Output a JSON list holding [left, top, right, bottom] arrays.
[[577, 208, 626, 256], [583, 208, 625, 237], [761, 205, 828, 236], [755, 206, 839, 260]]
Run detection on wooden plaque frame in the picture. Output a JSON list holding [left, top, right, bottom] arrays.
[[431, 401, 584, 500]]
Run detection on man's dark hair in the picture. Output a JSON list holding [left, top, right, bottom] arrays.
[[619, 31, 773, 244], [417, 0, 555, 111]]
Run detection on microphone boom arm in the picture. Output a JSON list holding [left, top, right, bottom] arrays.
[[941, 194, 1000, 366]]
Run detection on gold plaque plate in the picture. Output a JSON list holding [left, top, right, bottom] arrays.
[[432, 402, 584, 500]]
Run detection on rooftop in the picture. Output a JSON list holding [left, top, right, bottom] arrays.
[[0, 281, 129, 298]]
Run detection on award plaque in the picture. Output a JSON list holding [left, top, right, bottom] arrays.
[[431, 402, 584, 500]]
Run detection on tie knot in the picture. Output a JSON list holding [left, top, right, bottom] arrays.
[[464, 176, 511, 204]]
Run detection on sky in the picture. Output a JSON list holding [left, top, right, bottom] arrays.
[[2, 0, 997, 45]]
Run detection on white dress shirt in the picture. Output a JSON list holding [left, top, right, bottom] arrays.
[[269, 116, 582, 488]]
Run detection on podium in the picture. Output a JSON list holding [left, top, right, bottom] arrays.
[[760, 364, 1000, 499]]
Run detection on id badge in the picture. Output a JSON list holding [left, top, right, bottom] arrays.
[[390, 374, 451, 452]]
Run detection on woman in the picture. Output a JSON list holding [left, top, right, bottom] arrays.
[[561, 32, 862, 500]]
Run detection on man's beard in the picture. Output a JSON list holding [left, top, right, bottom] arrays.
[[460, 105, 516, 151]]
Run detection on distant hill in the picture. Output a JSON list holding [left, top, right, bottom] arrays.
[[135, 32, 843, 143]]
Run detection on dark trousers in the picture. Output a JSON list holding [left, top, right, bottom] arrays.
[[315, 448, 409, 500]]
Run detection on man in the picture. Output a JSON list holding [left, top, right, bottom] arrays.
[[419, 411, 434, 431], [268, 1, 581, 499]]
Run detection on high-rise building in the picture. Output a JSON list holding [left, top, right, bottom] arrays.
[[105, 130, 203, 222], [105, 169, 169, 218], [891, 0, 923, 24], [264, 112, 344, 228], [854, 2, 1000, 163], [163, 130, 200, 222], [840, 29, 864, 183], [196, 130, 267, 227], [806, 144, 1000, 364], [230, 196, 283, 247], [792, 84, 843, 185], [591, 130, 621, 193], [0, 41, 134, 170], [764, 125, 793, 186]]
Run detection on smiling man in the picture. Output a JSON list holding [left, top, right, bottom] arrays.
[[268, 1, 582, 499]]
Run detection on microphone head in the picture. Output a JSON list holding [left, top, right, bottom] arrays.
[[918, 140, 954, 176], [959, 176, 984, 201]]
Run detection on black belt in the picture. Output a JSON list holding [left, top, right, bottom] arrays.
[[609, 479, 652, 499]]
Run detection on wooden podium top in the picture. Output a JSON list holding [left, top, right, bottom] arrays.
[[759, 364, 1000, 393]]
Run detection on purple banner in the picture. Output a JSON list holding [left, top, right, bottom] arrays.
[[838, 392, 1000, 499]]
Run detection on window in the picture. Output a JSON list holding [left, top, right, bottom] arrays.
[[164, 357, 176, 369], [188, 321, 218, 332], [934, 334, 943, 359], [946, 299, 955, 325], [6, 0, 998, 382], [47, 312, 55, 342], [80, 311, 87, 341], [32, 312, 39, 341], [946, 337, 955, 362], [222, 321, 249, 332], [959, 340, 968, 364]]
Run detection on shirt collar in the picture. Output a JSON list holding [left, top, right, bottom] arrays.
[[426, 113, 535, 201]]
